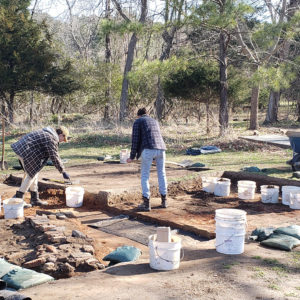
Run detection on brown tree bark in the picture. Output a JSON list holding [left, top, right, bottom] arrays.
[[103, 0, 112, 122], [113, 0, 148, 123], [219, 30, 229, 136], [264, 90, 280, 124], [249, 85, 260, 130]]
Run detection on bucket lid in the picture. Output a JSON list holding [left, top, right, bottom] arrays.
[[3, 198, 23, 205], [66, 186, 84, 193], [238, 180, 256, 186], [215, 208, 247, 219], [282, 185, 300, 190]]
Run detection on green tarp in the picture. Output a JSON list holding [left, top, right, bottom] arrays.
[[0, 259, 54, 290]]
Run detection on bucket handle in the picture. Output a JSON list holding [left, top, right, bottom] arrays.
[[215, 224, 247, 250], [154, 246, 184, 264], [215, 232, 235, 249]]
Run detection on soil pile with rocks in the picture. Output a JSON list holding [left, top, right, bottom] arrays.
[[0, 214, 104, 280]]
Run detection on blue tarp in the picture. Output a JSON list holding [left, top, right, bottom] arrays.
[[186, 146, 221, 156]]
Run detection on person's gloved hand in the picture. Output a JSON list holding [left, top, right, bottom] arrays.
[[63, 172, 70, 180]]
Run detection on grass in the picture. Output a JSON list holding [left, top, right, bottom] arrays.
[[0, 120, 297, 181]]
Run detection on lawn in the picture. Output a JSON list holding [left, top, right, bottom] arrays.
[[1, 122, 296, 180]]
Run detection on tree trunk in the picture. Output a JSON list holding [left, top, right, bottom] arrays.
[[249, 85, 260, 130], [119, 33, 137, 122], [29, 91, 34, 128], [264, 90, 280, 124], [103, 0, 112, 123], [206, 99, 210, 135], [297, 100, 300, 122], [114, 0, 148, 123], [155, 28, 177, 120], [6, 92, 15, 124], [219, 30, 229, 136]]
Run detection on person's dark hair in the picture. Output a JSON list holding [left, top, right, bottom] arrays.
[[56, 129, 63, 135], [137, 107, 147, 116]]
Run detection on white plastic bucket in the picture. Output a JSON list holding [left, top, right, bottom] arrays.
[[3, 198, 24, 219], [202, 177, 219, 193], [281, 186, 300, 205], [65, 186, 84, 208], [260, 185, 279, 204], [238, 180, 256, 200], [214, 178, 231, 197], [148, 234, 182, 271], [120, 149, 129, 164], [289, 190, 300, 209], [215, 208, 247, 255]]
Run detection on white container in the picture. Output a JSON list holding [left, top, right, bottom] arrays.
[[202, 177, 219, 193], [65, 186, 84, 208], [260, 185, 279, 204], [281, 186, 300, 205], [238, 180, 256, 200], [3, 198, 24, 219], [289, 190, 300, 209], [214, 178, 231, 197], [120, 149, 129, 164], [215, 208, 247, 255], [148, 234, 182, 271]]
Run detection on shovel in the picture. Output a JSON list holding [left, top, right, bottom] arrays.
[[42, 178, 73, 185]]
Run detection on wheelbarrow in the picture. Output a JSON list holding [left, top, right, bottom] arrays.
[[286, 131, 300, 171]]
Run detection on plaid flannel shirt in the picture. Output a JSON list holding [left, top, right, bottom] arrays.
[[130, 115, 166, 159], [11, 127, 65, 178]]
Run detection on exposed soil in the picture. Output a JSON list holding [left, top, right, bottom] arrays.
[[1, 163, 300, 299]]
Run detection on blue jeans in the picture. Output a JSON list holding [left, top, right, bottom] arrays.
[[141, 149, 167, 199]]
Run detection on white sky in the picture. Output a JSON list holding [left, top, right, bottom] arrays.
[[30, 0, 164, 20]]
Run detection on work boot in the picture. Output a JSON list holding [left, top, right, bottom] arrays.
[[14, 191, 32, 208], [161, 194, 168, 208], [138, 196, 151, 212], [30, 191, 48, 206]]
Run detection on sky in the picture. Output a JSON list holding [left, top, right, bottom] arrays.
[[30, 0, 164, 20]]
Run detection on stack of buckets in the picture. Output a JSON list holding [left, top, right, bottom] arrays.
[[201, 177, 231, 197], [282, 186, 300, 209]]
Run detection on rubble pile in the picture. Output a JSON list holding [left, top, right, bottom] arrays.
[[4, 213, 105, 279]]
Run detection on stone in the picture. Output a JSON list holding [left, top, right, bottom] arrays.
[[46, 256, 57, 263], [48, 226, 66, 233], [56, 213, 67, 220], [61, 211, 78, 218], [59, 262, 75, 274], [45, 245, 58, 253], [48, 215, 57, 220], [72, 230, 86, 239], [23, 257, 46, 268], [43, 262, 56, 272], [81, 245, 94, 255]]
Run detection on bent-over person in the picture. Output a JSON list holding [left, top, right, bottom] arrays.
[[11, 126, 71, 208]]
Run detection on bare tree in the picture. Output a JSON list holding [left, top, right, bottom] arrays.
[[235, 0, 294, 130], [112, 0, 148, 123], [155, 0, 185, 121]]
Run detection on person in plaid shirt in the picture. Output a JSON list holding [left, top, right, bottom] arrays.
[[127, 108, 167, 211], [11, 126, 70, 207]]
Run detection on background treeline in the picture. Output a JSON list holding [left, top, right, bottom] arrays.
[[0, 0, 300, 134]]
